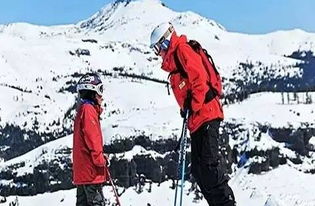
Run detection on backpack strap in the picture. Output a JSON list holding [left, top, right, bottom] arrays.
[[202, 48, 219, 75], [198, 48, 219, 101], [172, 48, 188, 79], [189, 40, 220, 101], [170, 44, 217, 104], [189, 40, 220, 76]]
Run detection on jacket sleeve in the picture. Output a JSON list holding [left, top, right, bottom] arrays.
[[176, 43, 209, 112], [81, 105, 106, 168]]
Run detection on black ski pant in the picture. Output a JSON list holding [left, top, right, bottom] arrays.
[[191, 119, 235, 206], [76, 184, 105, 206]]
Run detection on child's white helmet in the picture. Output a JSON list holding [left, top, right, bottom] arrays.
[[77, 73, 104, 96]]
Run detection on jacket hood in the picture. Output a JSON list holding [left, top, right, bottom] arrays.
[[161, 32, 188, 73]]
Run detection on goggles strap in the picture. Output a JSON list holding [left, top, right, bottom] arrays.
[[159, 25, 174, 44], [153, 25, 174, 54]]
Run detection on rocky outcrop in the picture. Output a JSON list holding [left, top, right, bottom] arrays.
[[248, 148, 280, 174], [268, 127, 315, 155], [0, 148, 73, 196]]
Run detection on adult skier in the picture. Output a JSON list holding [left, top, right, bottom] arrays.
[[72, 73, 108, 206], [150, 22, 236, 206]]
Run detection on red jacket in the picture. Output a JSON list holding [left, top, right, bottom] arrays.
[[162, 33, 224, 133], [72, 101, 108, 185]]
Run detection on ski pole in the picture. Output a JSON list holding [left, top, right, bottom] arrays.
[[179, 110, 189, 206], [174, 109, 189, 206], [106, 167, 122, 206]]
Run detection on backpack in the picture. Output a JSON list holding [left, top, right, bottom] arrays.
[[171, 40, 223, 103]]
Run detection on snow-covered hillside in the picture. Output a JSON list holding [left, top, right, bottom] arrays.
[[225, 92, 315, 128], [1, 0, 315, 205], [1, 165, 315, 206], [0, 0, 314, 150]]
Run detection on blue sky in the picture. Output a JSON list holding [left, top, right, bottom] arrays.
[[0, 0, 314, 34]]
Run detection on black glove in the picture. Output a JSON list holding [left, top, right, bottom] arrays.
[[184, 90, 192, 111], [180, 109, 186, 118], [179, 90, 192, 118], [180, 90, 192, 118]]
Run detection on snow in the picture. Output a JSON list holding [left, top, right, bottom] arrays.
[[0, 85, 75, 132], [102, 78, 181, 143], [225, 92, 315, 128], [233, 165, 315, 206], [309, 136, 315, 146], [109, 145, 165, 161], [0, 135, 72, 177], [0, 0, 313, 136], [1, 165, 314, 206], [0, 135, 167, 177], [1, 0, 315, 205]]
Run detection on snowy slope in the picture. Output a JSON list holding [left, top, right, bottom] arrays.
[[0, 0, 314, 141], [1, 165, 315, 206], [2, 91, 315, 175], [1, 0, 315, 204], [0, 135, 72, 178], [225, 92, 315, 128]]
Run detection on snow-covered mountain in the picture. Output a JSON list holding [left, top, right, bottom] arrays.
[[1, 0, 315, 205]]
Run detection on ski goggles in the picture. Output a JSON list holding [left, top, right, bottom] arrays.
[[77, 83, 104, 96], [152, 25, 174, 55], [153, 38, 170, 55]]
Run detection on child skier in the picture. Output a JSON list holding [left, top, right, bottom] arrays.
[[72, 73, 108, 206]]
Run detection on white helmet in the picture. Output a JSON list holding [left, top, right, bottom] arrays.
[[150, 22, 174, 55], [77, 73, 104, 96]]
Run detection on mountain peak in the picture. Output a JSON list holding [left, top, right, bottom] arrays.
[[113, 0, 162, 6], [113, 0, 132, 5], [79, 0, 167, 31], [78, 0, 175, 42]]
